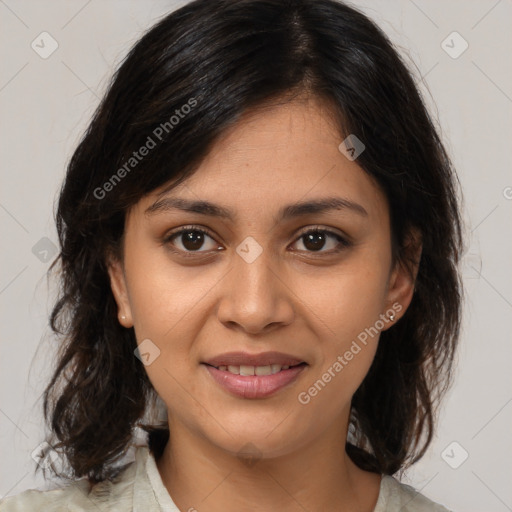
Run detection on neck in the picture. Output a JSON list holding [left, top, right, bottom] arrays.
[[155, 417, 381, 512]]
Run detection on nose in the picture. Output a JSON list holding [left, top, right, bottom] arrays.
[[216, 245, 295, 335]]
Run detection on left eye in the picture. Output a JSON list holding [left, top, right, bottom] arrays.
[[292, 228, 350, 253]]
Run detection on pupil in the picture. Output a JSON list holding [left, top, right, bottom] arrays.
[[304, 232, 325, 251], [183, 231, 204, 251]]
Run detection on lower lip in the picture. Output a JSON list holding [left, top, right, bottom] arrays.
[[203, 363, 307, 399]]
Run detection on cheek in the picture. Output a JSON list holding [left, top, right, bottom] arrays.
[[128, 268, 208, 420], [302, 255, 390, 338], [125, 244, 216, 339], [121, 248, 191, 367], [296, 254, 389, 394]]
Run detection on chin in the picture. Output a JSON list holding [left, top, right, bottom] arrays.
[[201, 420, 306, 462]]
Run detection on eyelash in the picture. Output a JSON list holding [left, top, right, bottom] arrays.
[[163, 224, 352, 258]]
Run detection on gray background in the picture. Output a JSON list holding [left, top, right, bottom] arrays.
[[1, 1, 511, 510]]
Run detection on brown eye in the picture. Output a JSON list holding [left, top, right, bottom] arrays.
[[292, 228, 351, 254], [165, 226, 220, 254]]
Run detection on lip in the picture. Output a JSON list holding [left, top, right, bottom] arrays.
[[203, 363, 307, 399], [203, 351, 306, 367]]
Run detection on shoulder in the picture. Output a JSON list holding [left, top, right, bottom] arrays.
[[0, 458, 138, 512], [375, 475, 454, 512]]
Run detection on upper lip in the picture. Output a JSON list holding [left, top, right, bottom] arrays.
[[203, 351, 306, 368]]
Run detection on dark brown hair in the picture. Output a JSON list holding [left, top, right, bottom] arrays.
[[38, 0, 464, 484]]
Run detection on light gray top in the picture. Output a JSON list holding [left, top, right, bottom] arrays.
[[0, 444, 452, 511]]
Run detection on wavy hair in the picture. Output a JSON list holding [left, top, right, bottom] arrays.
[[39, 0, 464, 484]]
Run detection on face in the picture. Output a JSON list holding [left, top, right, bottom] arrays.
[[108, 97, 417, 460]]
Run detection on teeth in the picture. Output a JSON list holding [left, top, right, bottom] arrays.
[[271, 364, 281, 374], [255, 365, 272, 375], [239, 365, 254, 376], [215, 364, 297, 375]]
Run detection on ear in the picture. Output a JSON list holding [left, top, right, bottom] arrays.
[[382, 228, 422, 329], [106, 251, 134, 328]]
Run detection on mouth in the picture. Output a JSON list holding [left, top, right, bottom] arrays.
[[201, 351, 308, 399], [201, 352, 308, 399]]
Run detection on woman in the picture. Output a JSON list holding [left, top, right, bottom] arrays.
[[0, 0, 463, 510]]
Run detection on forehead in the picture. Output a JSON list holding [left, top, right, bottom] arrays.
[[133, 98, 388, 225]]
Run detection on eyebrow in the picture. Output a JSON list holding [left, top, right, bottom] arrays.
[[145, 196, 368, 221]]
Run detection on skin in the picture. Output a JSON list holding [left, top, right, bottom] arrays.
[[108, 96, 420, 512]]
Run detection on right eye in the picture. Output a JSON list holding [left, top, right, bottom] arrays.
[[163, 225, 223, 256]]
